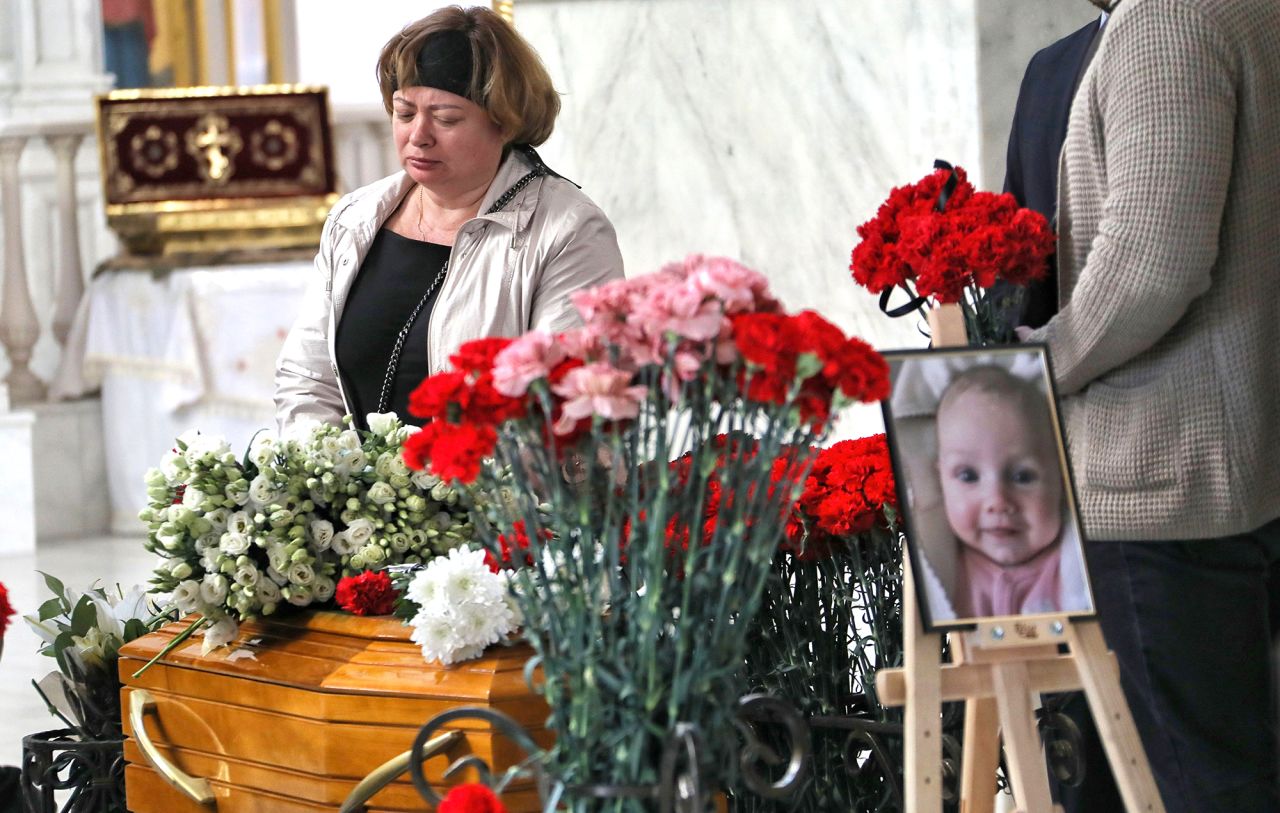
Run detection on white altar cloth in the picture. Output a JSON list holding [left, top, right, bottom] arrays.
[[54, 261, 312, 533]]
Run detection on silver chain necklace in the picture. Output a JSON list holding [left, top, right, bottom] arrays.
[[375, 166, 545, 415]]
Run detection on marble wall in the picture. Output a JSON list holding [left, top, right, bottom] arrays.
[[513, 0, 1097, 436], [517, 0, 1100, 328]]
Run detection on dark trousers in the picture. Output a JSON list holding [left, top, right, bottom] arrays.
[[1055, 516, 1280, 813]]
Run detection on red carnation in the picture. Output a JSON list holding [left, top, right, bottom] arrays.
[[785, 435, 898, 559], [0, 581, 15, 641], [335, 570, 398, 616], [449, 337, 514, 375], [849, 164, 1053, 310], [403, 421, 497, 484], [438, 783, 508, 813]]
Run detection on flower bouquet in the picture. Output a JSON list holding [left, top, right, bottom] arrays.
[[403, 255, 889, 811], [22, 576, 170, 812], [138, 412, 478, 654], [736, 435, 906, 812], [849, 162, 1055, 344]]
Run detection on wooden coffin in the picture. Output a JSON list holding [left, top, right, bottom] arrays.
[[118, 612, 549, 812]]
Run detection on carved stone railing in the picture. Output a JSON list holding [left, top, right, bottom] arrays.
[[0, 104, 393, 408]]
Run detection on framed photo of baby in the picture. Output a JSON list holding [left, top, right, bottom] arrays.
[[881, 345, 1095, 632]]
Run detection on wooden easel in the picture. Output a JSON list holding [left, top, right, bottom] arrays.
[[873, 306, 1166, 813]]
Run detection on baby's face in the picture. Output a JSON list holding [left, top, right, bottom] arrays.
[[935, 389, 1064, 566]]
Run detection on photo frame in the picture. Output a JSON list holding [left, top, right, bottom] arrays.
[[880, 345, 1095, 632]]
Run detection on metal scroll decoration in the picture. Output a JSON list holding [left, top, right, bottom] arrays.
[[20, 730, 127, 813], [406, 695, 985, 811]]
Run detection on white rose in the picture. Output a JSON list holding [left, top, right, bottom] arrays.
[[220, 531, 251, 556], [309, 519, 335, 551], [200, 573, 228, 605], [367, 482, 396, 505]]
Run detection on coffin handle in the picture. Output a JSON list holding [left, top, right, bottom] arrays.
[[339, 730, 464, 813], [129, 689, 216, 806]]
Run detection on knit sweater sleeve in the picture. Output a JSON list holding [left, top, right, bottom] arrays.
[[1027, 0, 1237, 395]]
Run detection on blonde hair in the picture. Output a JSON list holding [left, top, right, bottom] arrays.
[[937, 365, 1055, 448], [375, 5, 560, 146]]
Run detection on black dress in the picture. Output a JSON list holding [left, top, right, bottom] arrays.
[[334, 229, 450, 429]]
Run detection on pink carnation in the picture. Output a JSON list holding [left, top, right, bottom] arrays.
[[550, 362, 649, 435], [630, 283, 724, 342], [492, 331, 567, 397], [684, 255, 777, 315]]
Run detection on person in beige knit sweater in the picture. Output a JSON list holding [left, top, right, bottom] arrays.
[[1016, 0, 1280, 810]]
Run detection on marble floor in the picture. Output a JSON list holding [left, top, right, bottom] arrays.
[[0, 534, 156, 769]]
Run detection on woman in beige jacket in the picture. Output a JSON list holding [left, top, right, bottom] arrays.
[[275, 6, 623, 431]]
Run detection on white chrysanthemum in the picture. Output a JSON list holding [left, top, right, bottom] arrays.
[[405, 547, 519, 665]]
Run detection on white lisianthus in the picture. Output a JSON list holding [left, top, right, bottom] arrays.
[[201, 616, 239, 655], [330, 530, 356, 556], [233, 561, 261, 588], [309, 519, 335, 550], [256, 578, 281, 604], [200, 573, 229, 605], [181, 486, 206, 511], [410, 468, 439, 491], [267, 543, 290, 573], [169, 560, 193, 580], [220, 531, 251, 556], [359, 544, 387, 566], [248, 474, 282, 508], [286, 561, 316, 586], [366, 412, 398, 437], [227, 510, 253, 535], [248, 435, 279, 469], [346, 518, 375, 546], [367, 481, 396, 505], [204, 507, 230, 533], [172, 579, 203, 614], [284, 584, 313, 607], [312, 575, 336, 603]]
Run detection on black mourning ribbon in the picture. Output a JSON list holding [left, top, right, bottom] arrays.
[[876, 158, 959, 319]]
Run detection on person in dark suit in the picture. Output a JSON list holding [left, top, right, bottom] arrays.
[[995, 14, 1106, 332]]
